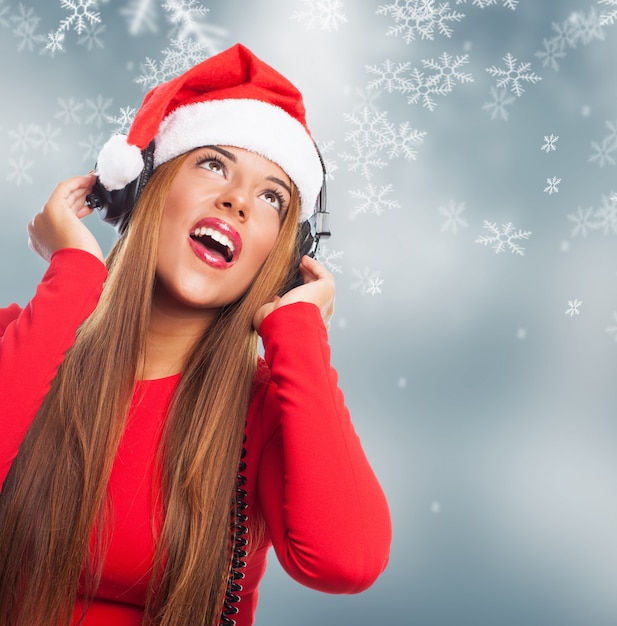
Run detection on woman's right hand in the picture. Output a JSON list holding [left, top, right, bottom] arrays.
[[28, 173, 104, 263]]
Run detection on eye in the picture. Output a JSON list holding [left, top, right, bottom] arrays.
[[261, 189, 286, 213], [195, 153, 226, 176]]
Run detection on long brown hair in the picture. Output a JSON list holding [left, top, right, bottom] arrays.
[[0, 152, 301, 626]]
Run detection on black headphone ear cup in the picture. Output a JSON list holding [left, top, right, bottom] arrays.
[[88, 141, 155, 233]]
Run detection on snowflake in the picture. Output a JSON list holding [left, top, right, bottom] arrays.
[[120, 0, 160, 36], [481, 86, 516, 121], [541, 133, 559, 152], [535, 35, 568, 72], [135, 38, 213, 89], [6, 156, 34, 185], [568, 8, 605, 45], [405, 68, 450, 111], [55, 97, 84, 125], [10, 4, 46, 52], [475, 220, 532, 255], [53, 0, 101, 36], [339, 108, 425, 179], [376, 0, 465, 44], [313, 139, 338, 182], [339, 143, 388, 180], [0, 0, 10, 28], [439, 200, 468, 234], [543, 176, 561, 195], [291, 0, 348, 31], [8, 123, 40, 152], [565, 299, 583, 317], [594, 193, 617, 235], [349, 183, 400, 217], [350, 267, 384, 295], [366, 60, 412, 93], [78, 132, 106, 162], [45, 30, 66, 56], [455, 0, 517, 8], [316, 243, 344, 273], [589, 135, 617, 167], [77, 20, 105, 50], [589, 120, 617, 167], [567, 206, 598, 238], [606, 311, 617, 342], [351, 86, 383, 113], [599, 0, 617, 25], [486, 53, 542, 97], [84, 95, 113, 128], [106, 106, 137, 134], [30, 124, 61, 154]]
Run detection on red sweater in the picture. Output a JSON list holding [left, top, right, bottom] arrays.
[[0, 249, 391, 626]]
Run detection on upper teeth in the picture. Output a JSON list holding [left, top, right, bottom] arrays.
[[192, 226, 235, 253]]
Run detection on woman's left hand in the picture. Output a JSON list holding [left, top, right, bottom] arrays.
[[253, 255, 335, 333]]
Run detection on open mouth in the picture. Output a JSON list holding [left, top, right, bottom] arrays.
[[190, 226, 235, 263]]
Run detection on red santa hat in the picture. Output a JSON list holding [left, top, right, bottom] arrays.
[[95, 43, 323, 221]]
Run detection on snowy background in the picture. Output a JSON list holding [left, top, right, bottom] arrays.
[[1, 1, 617, 625]]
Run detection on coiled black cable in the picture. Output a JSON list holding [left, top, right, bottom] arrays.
[[220, 440, 248, 626]]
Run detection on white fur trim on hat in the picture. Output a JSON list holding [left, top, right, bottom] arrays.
[[153, 99, 323, 221], [96, 134, 145, 191]]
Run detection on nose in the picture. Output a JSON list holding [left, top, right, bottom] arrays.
[[215, 184, 249, 221]]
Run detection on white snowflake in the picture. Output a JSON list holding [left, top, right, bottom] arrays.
[[78, 132, 106, 162], [84, 94, 113, 128], [120, 0, 159, 36], [8, 124, 40, 152], [349, 183, 400, 217], [405, 68, 450, 111], [606, 311, 617, 342], [106, 106, 137, 134], [485, 53, 542, 97], [376, 0, 465, 44], [568, 8, 605, 45], [541, 133, 559, 152], [53, 0, 101, 36], [543, 176, 561, 195], [565, 299, 583, 317], [589, 120, 617, 167], [290, 0, 348, 31], [403, 52, 473, 110], [599, 0, 617, 26], [350, 267, 384, 296], [315, 139, 338, 181], [10, 4, 46, 52], [45, 30, 66, 56], [0, 0, 10, 28], [316, 243, 344, 273], [594, 193, 617, 235], [534, 35, 568, 72], [339, 108, 425, 179], [455, 0, 517, 8], [6, 156, 34, 185], [481, 86, 516, 121], [55, 97, 84, 125], [567, 206, 598, 238], [366, 59, 412, 93], [30, 124, 62, 154], [439, 200, 468, 234], [475, 220, 532, 255], [135, 38, 213, 89], [77, 20, 105, 50]]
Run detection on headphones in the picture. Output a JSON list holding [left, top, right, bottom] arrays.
[[86, 142, 330, 291]]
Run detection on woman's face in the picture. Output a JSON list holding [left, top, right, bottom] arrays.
[[154, 145, 292, 311]]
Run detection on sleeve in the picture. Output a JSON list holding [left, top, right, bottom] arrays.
[[0, 248, 108, 489], [256, 302, 392, 594]]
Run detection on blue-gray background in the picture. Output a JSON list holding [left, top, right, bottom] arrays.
[[1, 1, 617, 624]]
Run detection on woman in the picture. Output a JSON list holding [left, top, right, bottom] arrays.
[[0, 44, 391, 626]]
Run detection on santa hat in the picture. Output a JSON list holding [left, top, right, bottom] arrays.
[[95, 43, 323, 221]]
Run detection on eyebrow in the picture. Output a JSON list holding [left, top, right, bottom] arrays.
[[207, 145, 292, 197]]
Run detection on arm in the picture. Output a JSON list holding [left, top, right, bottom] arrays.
[[0, 174, 108, 488], [256, 302, 392, 594]]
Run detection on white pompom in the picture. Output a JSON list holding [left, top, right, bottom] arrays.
[[96, 134, 145, 191]]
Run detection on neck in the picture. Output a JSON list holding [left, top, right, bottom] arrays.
[[141, 286, 218, 381]]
